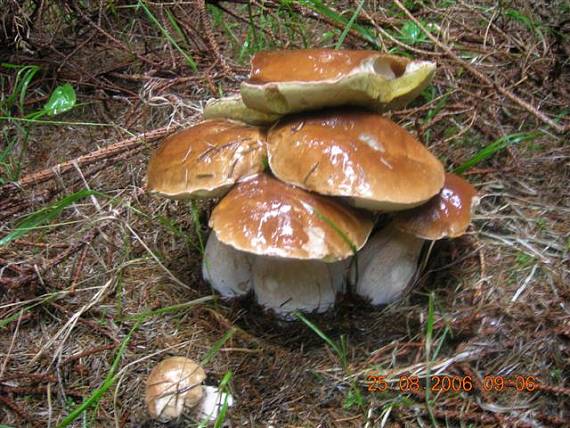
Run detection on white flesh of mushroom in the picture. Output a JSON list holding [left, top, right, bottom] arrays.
[[252, 256, 349, 318], [353, 226, 424, 305], [197, 385, 234, 422], [202, 232, 254, 298]]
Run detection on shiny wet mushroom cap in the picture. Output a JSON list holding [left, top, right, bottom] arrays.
[[146, 119, 266, 199], [241, 49, 436, 114], [267, 109, 445, 211], [145, 357, 206, 422], [393, 173, 478, 240], [209, 174, 373, 262]]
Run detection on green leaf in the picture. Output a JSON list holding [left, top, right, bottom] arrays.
[[0, 189, 100, 247], [399, 20, 426, 45], [43, 83, 76, 116]]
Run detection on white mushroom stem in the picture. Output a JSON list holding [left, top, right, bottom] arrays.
[[197, 385, 234, 422], [202, 232, 253, 298], [352, 225, 424, 305], [252, 256, 349, 318]]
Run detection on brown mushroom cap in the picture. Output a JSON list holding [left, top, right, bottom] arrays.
[[248, 49, 406, 83], [267, 109, 445, 211], [146, 119, 266, 199], [145, 356, 206, 422], [241, 49, 436, 114], [209, 174, 373, 261], [393, 173, 478, 240]]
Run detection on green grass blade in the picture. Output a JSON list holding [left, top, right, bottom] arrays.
[[126, 296, 215, 322], [137, 0, 197, 71], [299, 0, 378, 47], [190, 200, 206, 256], [314, 209, 357, 254], [0, 63, 40, 113], [56, 321, 140, 428], [201, 328, 236, 366], [294, 312, 347, 368], [213, 371, 232, 428], [453, 131, 542, 174], [334, 0, 365, 49], [0, 189, 101, 247]]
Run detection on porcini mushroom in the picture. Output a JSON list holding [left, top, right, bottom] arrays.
[[146, 119, 266, 199], [353, 174, 478, 305], [267, 109, 445, 211], [393, 173, 479, 239], [241, 49, 436, 114], [203, 94, 282, 126], [206, 174, 373, 316], [145, 357, 206, 422]]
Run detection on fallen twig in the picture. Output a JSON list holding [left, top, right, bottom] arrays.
[[0, 126, 178, 197]]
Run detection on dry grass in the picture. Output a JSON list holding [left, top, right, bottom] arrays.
[[1, 1, 569, 427]]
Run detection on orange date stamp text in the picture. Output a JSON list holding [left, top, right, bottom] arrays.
[[367, 372, 539, 393]]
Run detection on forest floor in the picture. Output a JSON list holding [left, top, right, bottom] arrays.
[[0, 1, 569, 427]]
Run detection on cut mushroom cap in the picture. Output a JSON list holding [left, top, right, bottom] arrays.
[[353, 225, 424, 305], [145, 357, 206, 422], [252, 256, 348, 317], [146, 119, 266, 199], [393, 173, 478, 240], [209, 174, 373, 262], [203, 94, 282, 126], [202, 231, 253, 298], [268, 109, 445, 211], [241, 49, 436, 114]]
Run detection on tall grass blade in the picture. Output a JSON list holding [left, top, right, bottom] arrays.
[[201, 328, 236, 366], [335, 0, 365, 49], [294, 312, 347, 369], [300, 0, 378, 47], [454, 131, 541, 174], [137, 1, 197, 71], [0, 189, 101, 247], [56, 321, 140, 428]]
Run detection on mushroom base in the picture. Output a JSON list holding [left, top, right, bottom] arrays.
[[352, 226, 424, 305]]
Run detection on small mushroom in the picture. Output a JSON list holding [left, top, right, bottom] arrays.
[[241, 49, 436, 114], [203, 94, 282, 126], [145, 357, 206, 422], [146, 119, 266, 199], [206, 174, 372, 315], [267, 109, 445, 211], [393, 173, 479, 239]]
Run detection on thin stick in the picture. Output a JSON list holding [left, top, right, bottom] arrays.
[[0, 126, 178, 196]]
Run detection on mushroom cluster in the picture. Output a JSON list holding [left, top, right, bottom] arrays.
[[146, 49, 478, 318]]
